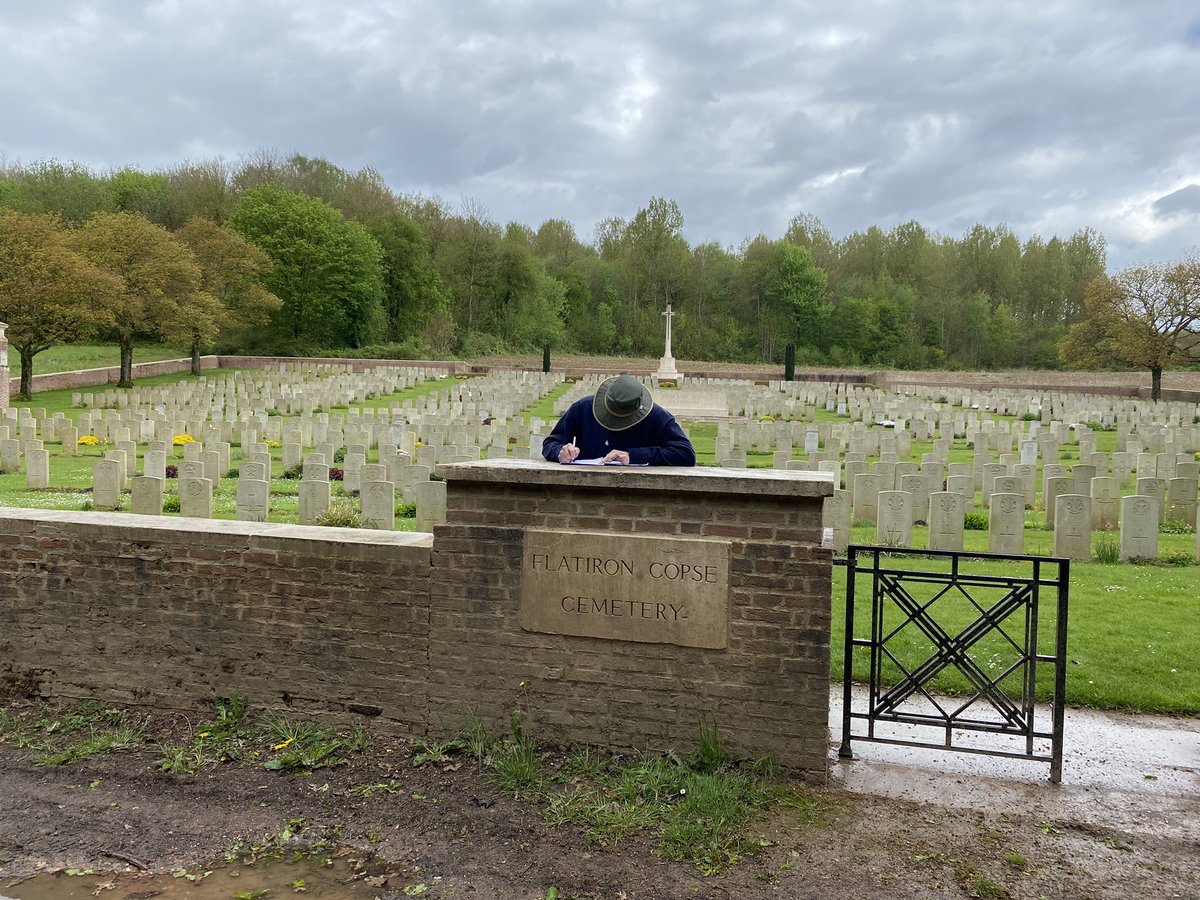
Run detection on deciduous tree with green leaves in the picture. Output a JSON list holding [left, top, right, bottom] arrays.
[[228, 185, 386, 350], [367, 211, 449, 343], [176, 217, 281, 374], [0, 211, 123, 398], [70, 211, 202, 387], [1060, 259, 1200, 400]]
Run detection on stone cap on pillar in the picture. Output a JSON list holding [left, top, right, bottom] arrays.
[[435, 457, 834, 498]]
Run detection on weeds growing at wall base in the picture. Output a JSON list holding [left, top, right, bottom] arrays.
[[0, 699, 146, 765], [153, 695, 367, 775], [427, 713, 828, 876]]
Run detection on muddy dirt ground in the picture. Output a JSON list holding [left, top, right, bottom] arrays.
[[1, 703, 1197, 900]]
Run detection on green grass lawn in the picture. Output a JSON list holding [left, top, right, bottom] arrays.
[[9, 343, 189, 378], [830, 549, 1199, 715]]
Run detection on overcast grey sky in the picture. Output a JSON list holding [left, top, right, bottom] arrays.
[[2, 0, 1198, 269]]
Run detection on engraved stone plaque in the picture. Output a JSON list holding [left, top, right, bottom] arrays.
[[520, 529, 730, 649]]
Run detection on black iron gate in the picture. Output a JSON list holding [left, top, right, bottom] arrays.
[[838, 545, 1070, 782]]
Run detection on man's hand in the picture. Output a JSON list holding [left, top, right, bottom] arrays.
[[558, 440, 580, 463], [601, 449, 630, 465]]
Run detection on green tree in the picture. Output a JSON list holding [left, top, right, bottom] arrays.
[[176, 217, 282, 374], [109, 169, 171, 224], [0, 211, 123, 398], [738, 237, 828, 361], [982, 302, 1022, 369], [0, 160, 115, 224], [1060, 259, 1200, 400], [232, 152, 396, 226], [436, 201, 501, 339], [227, 185, 386, 350], [163, 159, 234, 228], [771, 241, 829, 355], [70, 211, 200, 387], [368, 211, 449, 344], [533, 218, 587, 272]]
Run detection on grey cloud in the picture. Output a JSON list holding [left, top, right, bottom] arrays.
[[1, 0, 1198, 268], [1152, 184, 1200, 217]]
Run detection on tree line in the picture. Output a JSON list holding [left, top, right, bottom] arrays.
[[2, 152, 1193, 394]]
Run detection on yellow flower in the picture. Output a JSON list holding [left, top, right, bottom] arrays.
[[198, 731, 210, 738], [273, 737, 295, 751], [77, 435, 103, 446], [172, 434, 196, 446]]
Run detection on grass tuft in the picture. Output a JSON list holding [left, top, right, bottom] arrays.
[[315, 501, 362, 528], [1092, 532, 1120, 564], [490, 709, 543, 794]]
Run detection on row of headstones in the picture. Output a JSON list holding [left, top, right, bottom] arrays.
[[551, 375, 831, 420], [836, 381, 1200, 426], [823, 490, 1175, 562], [90, 367, 556, 422], [2, 373, 563, 478], [64, 369, 558, 448], [73, 365, 443, 415], [715, 409, 1199, 464], [830, 461, 1199, 531], [92, 451, 448, 531]]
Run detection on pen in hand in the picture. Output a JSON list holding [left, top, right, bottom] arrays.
[[560, 435, 579, 464]]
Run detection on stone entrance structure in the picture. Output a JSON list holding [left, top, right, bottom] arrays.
[[431, 460, 833, 777]]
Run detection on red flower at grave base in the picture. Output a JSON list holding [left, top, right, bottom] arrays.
[[165, 465, 178, 479], [328, 467, 344, 481]]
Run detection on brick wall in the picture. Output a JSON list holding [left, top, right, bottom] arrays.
[[428, 472, 832, 781], [19, 358, 211, 396], [0, 510, 433, 732], [0, 468, 833, 779]]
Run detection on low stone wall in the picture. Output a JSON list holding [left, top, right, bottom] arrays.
[[0, 511, 433, 732], [10, 351, 1199, 402], [873, 369, 1200, 396], [0, 462, 835, 780], [14, 356, 465, 399], [19, 358, 212, 396]]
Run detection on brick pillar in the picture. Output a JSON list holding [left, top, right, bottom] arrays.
[[428, 459, 834, 782]]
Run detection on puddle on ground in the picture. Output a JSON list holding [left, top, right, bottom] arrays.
[[0, 850, 423, 899]]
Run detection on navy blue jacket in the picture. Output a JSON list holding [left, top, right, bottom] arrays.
[[542, 397, 696, 466]]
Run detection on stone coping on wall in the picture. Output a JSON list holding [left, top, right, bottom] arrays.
[[0, 508, 434, 557], [434, 457, 836, 498]]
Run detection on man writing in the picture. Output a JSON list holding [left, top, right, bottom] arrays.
[[542, 375, 696, 467]]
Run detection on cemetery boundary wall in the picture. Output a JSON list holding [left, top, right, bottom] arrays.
[[11, 354, 1200, 403], [15, 357, 466, 397]]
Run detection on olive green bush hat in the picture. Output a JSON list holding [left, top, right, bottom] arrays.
[[593, 375, 654, 431]]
